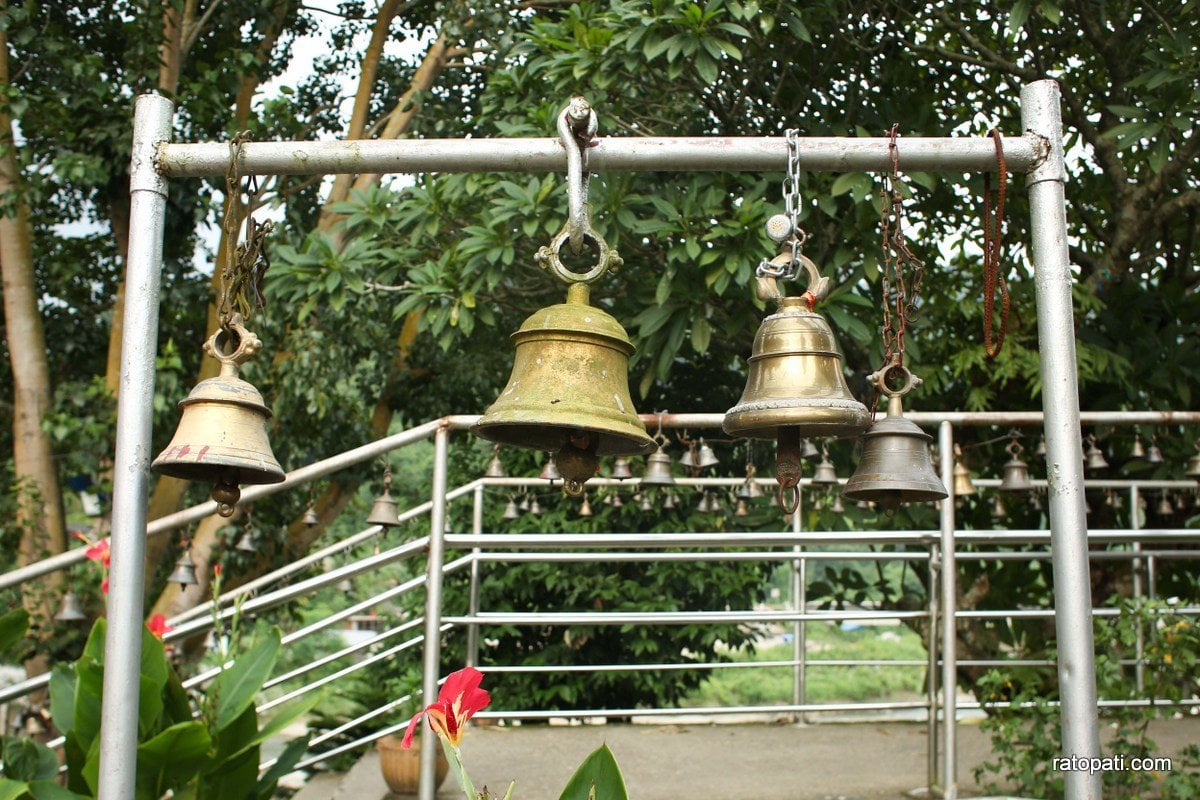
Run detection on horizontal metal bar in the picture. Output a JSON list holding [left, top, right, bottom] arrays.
[[158, 134, 1042, 178], [957, 549, 1200, 562], [263, 618, 426, 690], [955, 606, 1200, 620], [964, 697, 1200, 710], [447, 609, 927, 626], [481, 659, 929, 673], [472, 550, 929, 563], [446, 532, 938, 549], [481, 700, 931, 720]]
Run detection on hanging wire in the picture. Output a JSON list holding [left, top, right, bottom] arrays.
[[218, 132, 273, 331], [982, 129, 1011, 358]]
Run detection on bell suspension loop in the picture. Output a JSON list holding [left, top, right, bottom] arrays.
[[472, 97, 654, 496]]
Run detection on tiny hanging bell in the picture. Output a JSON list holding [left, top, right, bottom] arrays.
[[611, 457, 633, 480], [801, 439, 821, 460], [952, 445, 977, 496], [302, 505, 319, 527], [1156, 492, 1174, 516], [843, 364, 947, 508], [735, 498, 749, 517], [528, 497, 542, 516], [540, 455, 562, 482], [737, 465, 763, 500], [1186, 442, 1200, 479], [366, 466, 401, 528], [998, 436, 1034, 492], [55, 591, 87, 622], [1084, 434, 1109, 472], [23, 709, 48, 737], [503, 497, 520, 521], [830, 494, 845, 514], [662, 491, 677, 510], [1035, 435, 1047, 457], [695, 439, 719, 469], [168, 549, 199, 587], [609, 492, 624, 509], [578, 495, 593, 517], [991, 493, 1008, 518], [1130, 434, 1146, 459], [1147, 438, 1164, 464], [484, 445, 506, 479], [810, 446, 839, 487], [639, 493, 653, 512], [236, 528, 259, 553], [695, 492, 710, 514], [152, 316, 285, 517], [641, 445, 676, 487]]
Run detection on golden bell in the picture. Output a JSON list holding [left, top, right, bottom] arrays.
[[811, 454, 839, 486], [724, 295, 870, 441], [735, 498, 749, 517], [1156, 492, 1174, 516], [578, 495, 593, 517], [992, 493, 1008, 518], [473, 283, 655, 495], [843, 392, 947, 508], [366, 489, 401, 527], [952, 445, 977, 496], [1084, 435, 1109, 472], [1130, 434, 1146, 459], [152, 317, 284, 517], [641, 446, 676, 487], [1186, 443, 1200, 479], [998, 440, 1034, 492]]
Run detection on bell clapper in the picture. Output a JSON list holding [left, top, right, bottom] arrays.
[[212, 481, 240, 518], [774, 427, 803, 514], [557, 433, 600, 497]]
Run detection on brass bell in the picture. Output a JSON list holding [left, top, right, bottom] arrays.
[[639, 493, 653, 512], [168, 550, 199, 587], [518, 494, 530, 512], [952, 446, 977, 496], [998, 438, 1034, 492], [1084, 435, 1109, 472], [611, 457, 633, 480], [366, 467, 401, 528], [1156, 492, 1174, 516], [528, 497, 542, 516], [695, 492, 711, 514], [1186, 442, 1200, 479], [830, 494, 845, 514], [578, 495, 593, 518], [735, 498, 749, 517], [484, 445, 506, 479], [539, 455, 562, 482], [801, 439, 821, 460], [843, 366, 947, 508], [473, 283, 655, 495], [1147, 439, 1164, 464], [236, 527, 259, 552], [695, 439, 719, 469], [152, 317, 285, 517], [1035, 435, 1047, 457], [810, 448, 839, 487], [663, 491, 677, 510], [55, 591, 87, 622], [991, 493, 1008, 518], [609, 492, 624, 509], [1130, 434, 1146, 459], [302, 505, 319, 527], [502, 498, 520, 521], [737, 466, 763, 500], [641, 446, 676, 487]]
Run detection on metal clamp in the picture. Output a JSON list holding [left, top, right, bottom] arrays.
[[867, 360, 922, 400], [204, 314, 262, 370], [536, 227, 623, 284], [755, 251, 830, 303]]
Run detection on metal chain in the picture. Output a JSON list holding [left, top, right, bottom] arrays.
[[218, 132, 272, 330], [982, 129, 1011, 358], [756, 129, 808, 283]]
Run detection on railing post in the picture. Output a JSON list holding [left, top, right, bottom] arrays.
[[98, 93, 173, 800], [938, 421, 958, 798], [790, 489, 806, 723], [467, 485, 484, 668], [1022, 78, 1102, 800], [927, 537, 940, 794], [418, 423, 451, 800], [1130, 485, 1144, 691]]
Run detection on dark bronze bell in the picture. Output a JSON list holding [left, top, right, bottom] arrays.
[[998, 439, 1034, 492], [641, 446, 676, 487], [611, 457, 633, 480], [473, 283, 655, 495], [366, 489, 401, 527], [724, 294, 870, 441], [153, 317, 284, 517], [843, 398, 947, 508], [1084, 435, 1109, 472]]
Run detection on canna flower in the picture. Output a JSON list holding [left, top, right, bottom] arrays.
[[401, 666, 490, 750], [85, 538, 111, 568], [147, 614, 173, 639]]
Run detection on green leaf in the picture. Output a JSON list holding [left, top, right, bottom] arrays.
[[26, 782, 90, 800], [49, 664, 76, 736], [209, 628, 281, 732], [221, 691, 323, 764], [2, 739, 58, 782], [137, 721, 212, 797], [0, 779, 29, 800], [830, 172, 864, 197], [691, 317, 712, 354], [0, 608, 29, 655], [1007, 0, 1031, 35], [557, 744, 628, 800], [255, 738, 309, 800]]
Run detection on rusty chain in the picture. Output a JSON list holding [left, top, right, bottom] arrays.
[[218, 131, 272, 331], [982, 129, 1011, 358]]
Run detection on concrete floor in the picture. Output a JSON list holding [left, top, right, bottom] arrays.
[[290, 715, 1200, 799]]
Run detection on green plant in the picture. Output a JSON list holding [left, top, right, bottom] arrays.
[[974, 598, 1200, 800]]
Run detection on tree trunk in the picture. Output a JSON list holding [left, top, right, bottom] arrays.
[[0, 10, 67, 641]]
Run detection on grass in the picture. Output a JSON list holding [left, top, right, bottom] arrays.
[[682, 622, 928, 708]]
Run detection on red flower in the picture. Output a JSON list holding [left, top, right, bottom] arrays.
[[213, 564, 222, 579], [401, 667, 490, 750], [84, 538, 111, 568], [146, 614, 173, 639]]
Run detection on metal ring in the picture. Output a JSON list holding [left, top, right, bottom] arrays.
[[537, 225, 620, 285], [777, 482, 801, 515], [868, 361, 922, 400]]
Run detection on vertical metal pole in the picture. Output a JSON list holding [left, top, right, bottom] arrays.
[[418, 424, 450, 800], [466, 484, 483, 668], [1022, 79, 1102, 800], [1130, 486, 1144, 691], [97, 94, 173, 800], [791, 490, 806, 723], [937, 421, 957, 799], [927, 538, 940, 794]]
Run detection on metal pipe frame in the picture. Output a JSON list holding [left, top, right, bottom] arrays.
[[938, 421, 958, 797], [92, 79, 1174, 800], [418, 425, 450, 800]]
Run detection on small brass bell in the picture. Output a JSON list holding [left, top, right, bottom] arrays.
[[612, 457, 634, 480], [998, 437, 1034, 492], [662, 491, 677, 510], [1035, 435, 1047, 457], [801, 439, 821, 460], [843, 365, 947, 508], [639, 493, 653, 512], [578, 495, 593, 518], [811, 448, 839, 487], [695, 492, 711, 514], [991, 493, 1008, 518], [737, 466, 763, 500], [952, 446, 977, 496], [473, 282, 655, 495], [484, 445, 506, 479], [539, 455, 562, 482], [55, 591, 87, 622], [236, 527, 259, 552], [1186, 442, 1200, 479], [609, 492, 624, 509], [830, 494, 845, 514], [735, 498, 749, 517], [696, 439, 719, 469], [152, 317, 285, 517], [503, 498, 520, 521], [641, 446, 676, 487], [302, 505, 319, 527], [528, 497, 542, 516], [1156, 492, 1174, 516], [1130, 434, 1146, 459], [23, 709, 48, 737], [366, 467, 401, 528], [1084, 435, 1109, 472], [1147, 439, 1164, 464], [518, 494, 530, 512], [168, 550, 199, 587]]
